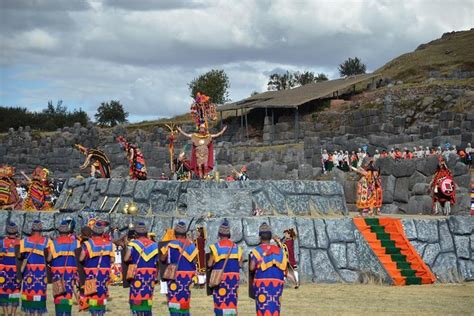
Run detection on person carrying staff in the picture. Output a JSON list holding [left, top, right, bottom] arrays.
[[249, 223, 288, 316], [0, 222, 21, 316], [207, 220, 242, 316]]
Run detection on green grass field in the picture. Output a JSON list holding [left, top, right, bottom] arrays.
[[40, 282, 474, 315]]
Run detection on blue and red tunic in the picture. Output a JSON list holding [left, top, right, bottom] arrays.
[[20, 235, 51, 315], [209, 239, 242, 316], [82, 237, 114, 316], [50, 235, 80, 316], [0, 236, 21, 307], [162, 238, 198, 316], [250, 244, 287, 316], [128, 237, 159, 316]]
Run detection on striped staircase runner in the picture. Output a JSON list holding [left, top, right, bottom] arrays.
[[470, 169, 474, 215], [353, 217, 436, 286]]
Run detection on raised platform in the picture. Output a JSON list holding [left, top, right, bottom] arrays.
[[55, 178, 349, 216]]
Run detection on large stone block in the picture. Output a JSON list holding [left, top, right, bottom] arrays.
[[448, 216, 473, 235], [454, 235, 471, 259], [411, 241, 427, 257], [415, 219, 439, 243], [392, 160, 416, 178], [416, 156, 439, 176], [325, 218, 355, 242], [243, 217, 270, 246], [314, 219, 329, 249], [454, 174, 470, 189], [295, 218, 316, 248], [329, 243, 347, 269], [346, 242, 359, 270], [287, 195, 310, 216], [432, 252, 459, 282], [406, 195, 432, 214], [393, 177, 409, 203], [298, 248, 313, 280], [458, 260, 474, 281], [343, 180, 357, 204], [134, 181, 156, 202], [310, 249, 341, 283], [381, 175, 396, 203], [0, 211, 9, 235], [401, 219, 417, 240], [422, 243, 441, 266], [187, 188, 253, 217], [438, 220, 454, 252]]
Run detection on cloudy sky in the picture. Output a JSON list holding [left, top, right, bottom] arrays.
[[1, 0, 473, 122]]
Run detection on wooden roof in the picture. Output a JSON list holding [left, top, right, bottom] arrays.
[[218, 73, 378, 111]]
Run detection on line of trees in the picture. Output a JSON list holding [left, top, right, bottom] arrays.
[[267, 71, 329, 91]]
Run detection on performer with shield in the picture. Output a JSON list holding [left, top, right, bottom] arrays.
[[249, 223, 287, 316], [431, 157, 456, 215], [47, 220, 80, 316], [122, 222, 159, 316], [207, 220, 242, 316], [0, 222, 21, 316], [18, 220, 51, 315]]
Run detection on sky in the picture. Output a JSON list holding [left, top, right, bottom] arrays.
[[1, 0, 473, 122]]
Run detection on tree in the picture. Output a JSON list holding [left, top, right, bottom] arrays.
[[338, 57, 366, 77], [314, 73, 329, 82], [188, 69, 230, 104], [267, 71, 296, 91], [95, 100, 129, 127]]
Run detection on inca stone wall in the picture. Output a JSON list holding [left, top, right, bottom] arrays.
[[55, 179, 348, 216], [1, 210, 472, 283]]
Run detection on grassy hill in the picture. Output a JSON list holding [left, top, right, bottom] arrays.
[[376, 29, 474, 82]]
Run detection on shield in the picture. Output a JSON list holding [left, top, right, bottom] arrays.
[[248, 254, 255, 300], [205, 253, 212, 296], [440, 178, 455, 197]]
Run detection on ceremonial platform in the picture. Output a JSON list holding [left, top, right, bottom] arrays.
[[1, 179, 473, 285]]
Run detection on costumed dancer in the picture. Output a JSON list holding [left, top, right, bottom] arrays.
[[19, 220, 51, 315], [123, 222, 159, 316], [74, 144, 111, 178], [21, 167, 53, 211], [194, 226, 206, 288], [176, 152, 192, 181], [160, 221, 198, 316], [48, 220, 80, 316], [249, 223, 287, 316], [280, 228, 299, 288], [0, 165, 21, 210], [431, 157, 456, 215], [0, 223, 21, 316], [207, 220, 242, 316], [351, 160, 380, 217], [116, 136, 148, 180], [79, 221, 114, 316]]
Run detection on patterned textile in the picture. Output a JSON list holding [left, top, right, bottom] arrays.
[[0, 177, 20, 208], [250, 244, 287, 316], [162, 239, 198, 315], [20, 235, 51, 315], [23, 179, 52, 211], [50, 236, 80, 316], [432, 168, 456, 206], [356, 171, 378, 210], [128, 238, 159, 316], [0, 237, 21, 307], [209, 240, 242, 316], [82, 237, 114, 316]]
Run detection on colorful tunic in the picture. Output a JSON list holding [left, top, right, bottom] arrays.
[[0, 236, 21, 307], [0, 167, 20, 209], [356, 171, 377, 210], [23, 179, 53, 211], [209, 240, 242, 316], [250, 244, 287, 316], [82, 237, 114, 316], [20, 235, 51, 315], [128, 238, 159, 316], [50, 236, 80, 316], [162, 239, 198, 315]]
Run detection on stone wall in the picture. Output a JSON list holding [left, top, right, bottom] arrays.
[[55, 179, 348, 216], [1, 210, 472, 283]]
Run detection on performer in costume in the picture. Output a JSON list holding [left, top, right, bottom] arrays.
[[74, 144, 111, 178], [351, 161, 381, 217], [249, 223, 287, 316], [158, 228, 176, 296], [48, 220, 80, 316], [116, 136, 148, 180], [177, 124, 227, 179], [19, 220, 51, 315], [21, 167, 53, 211], [207, 220, 242, 316], [0, 223, 21, 316], [79, 221, 114, 316], [160, 221, 198, 316], [280, 228, 299, 288], [176, 153, 192, 181], [431, 157, 456, 215], [123, 222, 159, 316], [0, 165, 21, 210], [194, 226, 206, 288]]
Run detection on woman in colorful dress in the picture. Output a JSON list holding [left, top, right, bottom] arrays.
[[160, 221, 198, 316], [123, 222, 159, 316], [19, 220, 50, 315], [48, 220, 80, 316], [250, 223, 287, 316], [116, 136, 148, 180], [207, 220, 242, 316], [79, 221, 114, 316], [0, 222, 21, 316], [351, 160, 379, 217], [21, 167, 53, 211]]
